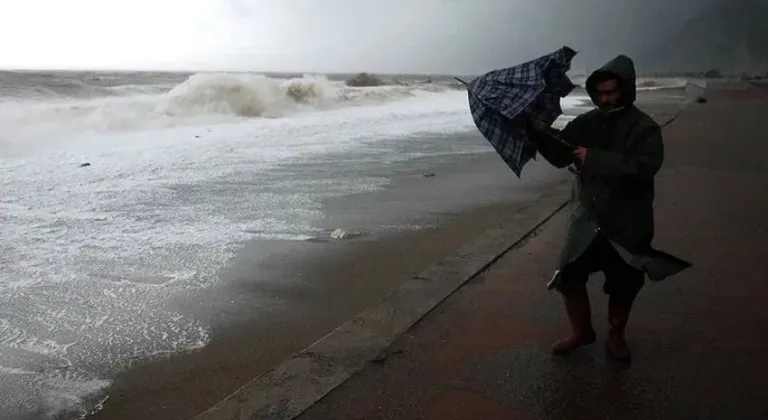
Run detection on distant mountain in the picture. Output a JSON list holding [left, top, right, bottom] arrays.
[[636, 0, 768, 75]]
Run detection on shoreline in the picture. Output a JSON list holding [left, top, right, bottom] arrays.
[[68, 92, 690, 420], [196, 182, 572, 420], [81, 150, 567, 420]]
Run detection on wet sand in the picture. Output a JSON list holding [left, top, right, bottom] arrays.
[[82, 151, 567, 420], [80, 92, 689, 420]]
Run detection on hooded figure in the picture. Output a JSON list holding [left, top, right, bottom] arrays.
[[529, 55, 691, 361]]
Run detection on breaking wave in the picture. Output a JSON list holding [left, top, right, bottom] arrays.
[[0, 73, 458, 150]]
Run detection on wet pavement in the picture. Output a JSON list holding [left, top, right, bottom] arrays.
[[295, 87, 768, 420]]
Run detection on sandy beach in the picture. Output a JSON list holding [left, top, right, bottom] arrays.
[[81, 151, 567, 420], [1, 73, 484, 419]]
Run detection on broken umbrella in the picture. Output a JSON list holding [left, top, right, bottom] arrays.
[[456, 46, 578, 177]]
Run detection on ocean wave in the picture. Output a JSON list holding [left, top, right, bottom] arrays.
[[158, 73, 337, 118], [635, 77, 689, 90], [0, 73, 458, 152], [569, 76, 688, 91]]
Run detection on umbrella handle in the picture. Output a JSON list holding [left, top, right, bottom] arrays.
[[531, 124, 577, 151], [549, 132, 576, 151], [454, 77, 469, 86]]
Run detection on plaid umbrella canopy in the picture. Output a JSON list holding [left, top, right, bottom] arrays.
[[459, 46, 578, 177]]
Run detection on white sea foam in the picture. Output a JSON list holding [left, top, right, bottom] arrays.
[[0, 75, 590, 417], [0, 89, 480, 416], [0, 73, 462, 155]]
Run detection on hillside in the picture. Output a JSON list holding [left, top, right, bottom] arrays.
[[637, 0, 768, 75]]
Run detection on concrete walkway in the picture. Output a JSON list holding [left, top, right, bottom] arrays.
[[295, 87, 768, 420]]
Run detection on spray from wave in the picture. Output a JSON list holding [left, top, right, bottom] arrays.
[[159, 73, 336, 118], [0, 72, 460, 153]]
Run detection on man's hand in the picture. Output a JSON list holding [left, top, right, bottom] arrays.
[[573, 146, 587, 163], [529, 119, 548, 131], [567, 165, 581, 174]]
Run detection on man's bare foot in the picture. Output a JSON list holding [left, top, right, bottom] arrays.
[[551, 330, 596, 354], [606, 332, 631, 362]]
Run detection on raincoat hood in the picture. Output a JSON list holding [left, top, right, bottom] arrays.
[[585, 55, 637, 108]]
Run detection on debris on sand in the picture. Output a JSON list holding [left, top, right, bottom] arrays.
[[330, 228, 349, 240], [329, 228, 368, 240]]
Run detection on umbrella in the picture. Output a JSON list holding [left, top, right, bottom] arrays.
[[457, 46, 578, 177]]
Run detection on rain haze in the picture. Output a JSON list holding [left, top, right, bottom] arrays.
[[1, 0, 716, 73]]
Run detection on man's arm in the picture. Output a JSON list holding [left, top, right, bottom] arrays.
[[527, 119, 580, 169], [581, 124, 664, 178]]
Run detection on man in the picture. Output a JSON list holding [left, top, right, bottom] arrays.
[[529, 54, 666, 362]]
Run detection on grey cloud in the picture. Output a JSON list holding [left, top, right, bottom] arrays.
[[212, 0, 715, 74], [0, 0, 717, 72]]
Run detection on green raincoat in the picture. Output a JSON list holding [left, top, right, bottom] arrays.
[[533, 55, 691, 288]]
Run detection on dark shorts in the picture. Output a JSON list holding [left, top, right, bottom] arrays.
[[557, 234, 645, 298]]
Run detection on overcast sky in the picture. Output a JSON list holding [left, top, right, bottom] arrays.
[[0, 0, 717, 73]]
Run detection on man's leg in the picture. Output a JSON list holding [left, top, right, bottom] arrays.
[[552, 248, 599, 354], [603, 262, 645, 361], [552, 285, 597, 354], [606, 293, 637, 361]]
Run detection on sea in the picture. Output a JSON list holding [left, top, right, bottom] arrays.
[[0, 69, 686, 418]]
